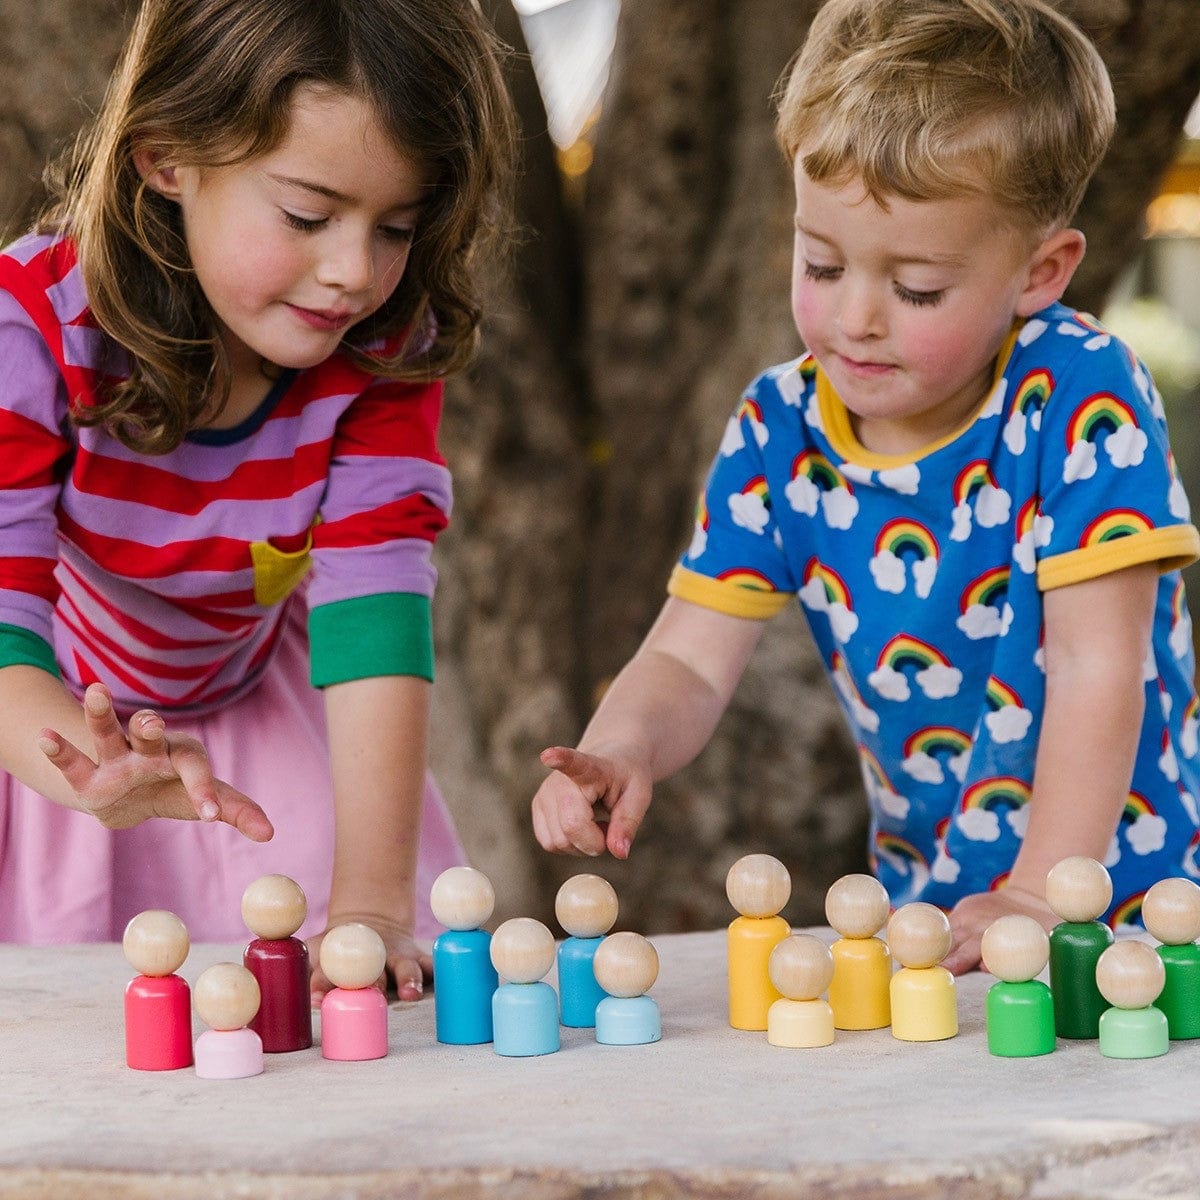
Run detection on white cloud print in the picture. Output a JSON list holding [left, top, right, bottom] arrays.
[[1007, 806, 1030, 839], [1018, 318, 1048, 347], [985, 705, 1033, 744], [798, 578, 859, 643], [728, 491, 769, 535], [1105, 423, 1147, 469], [719, 416, 745, 457], [785, 474, 819, 517], [833, 673, 879, 733], [1127, 813, 1168, 856], [930, 850, 961, 884], [1003, 407, 1043, 457], [868, 664, 910, 702], [822, 488, 859, 529], [1171, 609, 1194, 662], [869, 550, 906, 595], [1063, 441, 1097, 483], [1014, 513, 1054, 575], [1170, 476, 1191, 521], [957, 602, 1014, 641], [956, 808, 1001, 842], [1159, 741, 1180, 783], [878, 464, 921, 495], [687, 523, 707, 560], [902, 751, 944, 785], [975, 484, 1011, 528], [915, 663, 963, 699], [776, 366, 804, 408]]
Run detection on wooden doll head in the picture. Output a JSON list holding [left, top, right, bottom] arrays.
[[122, 909, 189, 977], [824, 874, 890, 939], [1141, 877, 1200, 947], [489, 917, 556, 984], [1044, 856, 1112, 923], [886, 903, 952, 969], [769, 934, 834, 1001], [1095, 940, 1166, 1010], [194, 962, 261, 1031], [318, 923, 387, 990], [725, 853, 791, 919], [430, 866, 496, 932], [555, 874, 619, 939], [241, 874, 307, 941], [593, 931, 659, 998], [979, 914, 1049, 983]]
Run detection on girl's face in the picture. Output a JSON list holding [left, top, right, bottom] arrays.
[[790, 160, 1047, 457], [144, 84, 425, 402]]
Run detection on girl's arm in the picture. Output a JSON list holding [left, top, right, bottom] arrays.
[[532, 596, 766, 859], [0, 665, 271, 837], [310, 672, 431, 1003], [944, 562, 1157, 973]]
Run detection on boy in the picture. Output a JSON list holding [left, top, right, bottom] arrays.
[[531, 0, 1200, 971]]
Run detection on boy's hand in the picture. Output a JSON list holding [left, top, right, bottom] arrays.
[[943, 886, 1059, 975], [308, 916, 432, 1007], [532, 745, 652, 859], [38, 682, 273, 841]]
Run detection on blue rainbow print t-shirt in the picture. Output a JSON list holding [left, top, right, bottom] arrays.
[[671, 302, 1200, 927]]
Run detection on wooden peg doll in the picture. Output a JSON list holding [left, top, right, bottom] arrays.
[[1045, 856, 1113, 1039], [319, 923, 389, 1061], [824, 873, 892, 1030], [593, 931, 661, 1045], [430, 866, 500, 1045], [1096, 940, 1169, 1060], [767, 934, 835, 1048], [122, 910, 193, 1071], [1142, 877, 1200, 1040], [725, 853, 792, 1031], [980, 914, 1055, 1057], [887, 902, 957, 1042], [490, 918, 560, 1057], [193, 963, 264, 1080], [242, 873, 312, 1053], [555, 874, 619, 1029]]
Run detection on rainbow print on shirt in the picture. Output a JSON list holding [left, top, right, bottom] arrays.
[[784, 449, 858, 529], [957, 565, 1012, 640], [799, 556, 858, 642], [867, 634, 962, 702], [868, 517, 939, 598], [859, 745, 909, 820], [727, 473, 772, 536], [956, 776, 1031, 843], [982, 675, 1033, 744], [901, 725, 972, 786], [1003, 367, 1054, 455], [1013, 494, 1053, 574], [950, 459, 1010, 541], [1063, 393, 1148, 483], [871, 830, 930, 903], [1117, 792, 1167, 859], [830, 650, 879, 733]]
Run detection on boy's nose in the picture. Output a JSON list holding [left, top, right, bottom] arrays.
[[836, 285, 885, 341]]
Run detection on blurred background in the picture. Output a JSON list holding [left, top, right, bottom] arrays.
[[2, 0, 1199, 937]]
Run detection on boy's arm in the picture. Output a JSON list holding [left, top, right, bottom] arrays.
[[944, 562, 1157, 973], [312, 673, 431, 1002], [533, 596, 766, 859]]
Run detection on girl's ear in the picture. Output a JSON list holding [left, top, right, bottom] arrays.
[[1015, 227, 1087, 317], [132, 145, 182, 199]]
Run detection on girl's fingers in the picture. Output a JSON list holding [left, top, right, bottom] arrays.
[[37, 730, 98, 791], [127, 709, 167, 757], [82, 684, 132, 762], [169, 737, 274, 841], [389, 951, 424, 1001]]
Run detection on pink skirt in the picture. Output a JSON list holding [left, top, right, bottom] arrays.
[[0, 601, 465, 943]]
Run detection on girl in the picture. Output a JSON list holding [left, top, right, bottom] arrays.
[[0, 0, 515, 1002]]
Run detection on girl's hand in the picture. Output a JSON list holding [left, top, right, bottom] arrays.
[[532, 745, 652, 859], [943, 886, 1059, 976], [37, 682, 273, 841], [308, 915, 432, 1007]]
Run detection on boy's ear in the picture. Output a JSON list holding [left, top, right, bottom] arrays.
[[131, 144, 182, 199], [1015, 228, 1087, 317]]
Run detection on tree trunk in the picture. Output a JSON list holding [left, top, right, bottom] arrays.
[[2, 0, 1199, 936]]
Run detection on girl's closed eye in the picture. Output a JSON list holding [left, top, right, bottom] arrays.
[[893, 282, 945, 307], [804, 261, 842, 282], [379, 224, 416, 244], [283, 210, 328, 233]]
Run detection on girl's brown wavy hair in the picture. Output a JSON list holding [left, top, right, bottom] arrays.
[[40, 0, 516, 453]]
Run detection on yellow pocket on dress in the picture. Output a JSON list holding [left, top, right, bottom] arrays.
[[250, 528, 314, 606]]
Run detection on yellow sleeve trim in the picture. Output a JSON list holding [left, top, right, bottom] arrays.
[[667, 564, 794, 619], [1037, 525, 1200, 592]]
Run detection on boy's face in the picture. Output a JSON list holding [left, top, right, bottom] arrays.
[[145, 84, 425, 403], [791, 160, 1045, 456]]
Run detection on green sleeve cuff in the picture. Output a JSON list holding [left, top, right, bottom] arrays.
[[0, 623, 61, 678], [309, 593, 434, 687]]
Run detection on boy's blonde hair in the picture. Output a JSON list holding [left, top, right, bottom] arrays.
[[776, 0, 1115, 232], [40, 0, 515, 454]]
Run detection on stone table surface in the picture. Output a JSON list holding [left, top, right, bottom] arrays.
[[1, 929, 1199, 1200]]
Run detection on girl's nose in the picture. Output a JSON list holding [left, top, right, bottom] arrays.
[[316, 230, 374, 294]]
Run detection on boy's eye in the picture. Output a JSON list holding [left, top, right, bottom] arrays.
[[283, 211, 327, 232], [804, 261, 841, 282], [894, 282, 945, 308]]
